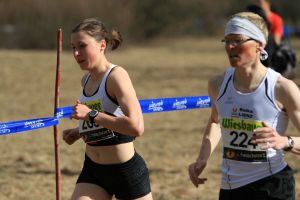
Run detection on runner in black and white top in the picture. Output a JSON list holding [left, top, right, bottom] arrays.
[[62, 18, 153, 200], [188, 12, 300, 200], [78, 64, 135, 146], [217, 67, 288, 189]]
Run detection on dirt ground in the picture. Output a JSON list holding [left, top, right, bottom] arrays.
[[0, 37, 299, 200]]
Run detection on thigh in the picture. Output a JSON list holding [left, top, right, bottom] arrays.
[[114, 152, 152, 199], [71, 183, 112, 200]]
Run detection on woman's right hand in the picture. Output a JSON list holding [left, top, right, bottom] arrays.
[[188, 160, 208, 187], [62, 128, 81, 145]]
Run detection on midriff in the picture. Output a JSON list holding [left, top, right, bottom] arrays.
[[85, 142, 135, 164]]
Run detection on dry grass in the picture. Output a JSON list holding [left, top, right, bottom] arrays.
[[0, 37, 299, 200]]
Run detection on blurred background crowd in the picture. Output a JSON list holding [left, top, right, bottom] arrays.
[[0, 0, 299, 49]]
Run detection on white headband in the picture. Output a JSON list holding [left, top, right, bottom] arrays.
[[225, 17, 268, 60]]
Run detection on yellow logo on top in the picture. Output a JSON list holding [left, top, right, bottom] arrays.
[[222, 118, 262, 132]]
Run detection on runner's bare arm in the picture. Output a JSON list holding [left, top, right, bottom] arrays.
[[196, 74, 224, 163], [276, 77, 300, 154], [92, 67, 144, 137]]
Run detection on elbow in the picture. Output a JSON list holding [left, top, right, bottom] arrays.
[[133, 123, 144, 137], [130, 119, 144, 137]]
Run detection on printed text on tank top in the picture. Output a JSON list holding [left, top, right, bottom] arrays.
[[79, 69, 116, 144], [222, 118, 267, 162]]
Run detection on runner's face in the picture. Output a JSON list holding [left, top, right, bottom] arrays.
[[223, 34, 259, 68], [70, 31, 102, 70]]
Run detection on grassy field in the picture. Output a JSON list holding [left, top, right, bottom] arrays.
[[0, 37, 299, 200]]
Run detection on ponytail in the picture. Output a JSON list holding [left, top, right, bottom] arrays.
[[109, 29, 123, 50]]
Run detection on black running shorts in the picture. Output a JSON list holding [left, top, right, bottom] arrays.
[[77, 152, 151, 200], [219, 165, 295, 200]]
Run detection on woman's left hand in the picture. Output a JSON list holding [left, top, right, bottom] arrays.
[[252, 121, 287, 150], [71, 100, 91, 121]]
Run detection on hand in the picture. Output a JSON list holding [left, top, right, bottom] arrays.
[[62, 128, 81, 145], [252, 121, 288, 150], [188, 160, 208, 187], [71, 100, 91, 121]]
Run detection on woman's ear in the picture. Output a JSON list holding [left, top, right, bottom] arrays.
[[100, 39, 106, 51], [256, 42, 265, 52]]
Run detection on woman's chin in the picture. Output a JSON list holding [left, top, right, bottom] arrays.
[[79, 64, 88, 70], [229, 61, 238, 67]]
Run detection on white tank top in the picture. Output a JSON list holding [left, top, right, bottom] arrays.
[[216, 67, 288, 189], [78, 64, 127, 144]]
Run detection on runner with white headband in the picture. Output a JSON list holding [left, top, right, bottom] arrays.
[[189, 11, 300, 200], [225, 16, 268, 60]]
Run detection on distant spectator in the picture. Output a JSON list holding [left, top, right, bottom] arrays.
[[246, 4, 277, 67], [256, 0, 284, 45], [247, 3, 296, 80]]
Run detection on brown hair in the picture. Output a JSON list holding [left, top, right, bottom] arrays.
[[72, 18, 122, 50]]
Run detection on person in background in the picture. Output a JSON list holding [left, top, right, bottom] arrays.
[[247, 3, 296, 80], [188, 12, 300, 200], [246, 4, 276, 68], [256, 0, 284, 45], [62, 18, 153, 200]]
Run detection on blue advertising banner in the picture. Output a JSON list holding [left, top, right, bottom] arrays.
[[0, 96, 211, 135]]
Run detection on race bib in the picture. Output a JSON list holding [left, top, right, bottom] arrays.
[[222, 117, 267, 162], [79, 100, 115, 143]]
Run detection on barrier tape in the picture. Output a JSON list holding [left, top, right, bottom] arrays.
[[0, 96, 211, 135]]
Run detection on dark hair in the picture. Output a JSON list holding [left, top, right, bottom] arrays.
[[72, 18, 122, 50], [246, 4, 270, 30]]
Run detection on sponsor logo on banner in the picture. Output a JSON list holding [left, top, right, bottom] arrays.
[[0, 129, 11, 134], [0, 124, 7, 129], [24, 120, 45, 129], [56, 110, 64, 118], [148, 100, 164, 112], [196, 97, 210, 107], [172, 99, 187, 110]]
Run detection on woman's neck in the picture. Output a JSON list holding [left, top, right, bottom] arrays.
[[89, 58, 111, 81], [233, 64, 267, 92]]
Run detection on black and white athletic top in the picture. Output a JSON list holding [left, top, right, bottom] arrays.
[[78, 64, 135, 146], [216, 67, 288, 189]]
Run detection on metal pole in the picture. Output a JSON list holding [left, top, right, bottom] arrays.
[[53, 28, 62, 200]]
